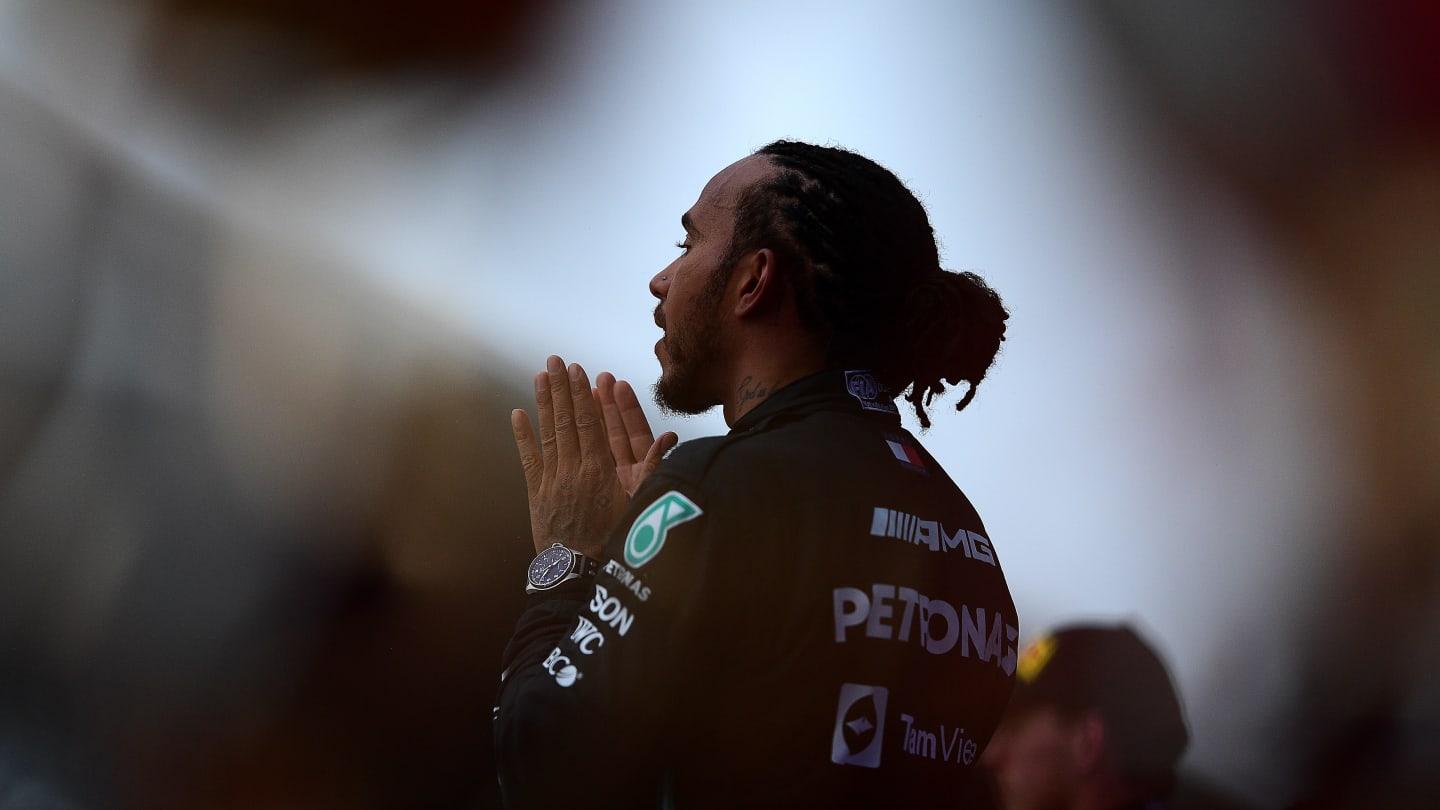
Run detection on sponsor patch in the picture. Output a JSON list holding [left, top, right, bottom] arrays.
[[868, 507, 996, 564], [624, 491, 703, 568], [568, 616, 606, 654], [542, 647, 580, 687], [833, 583, 1018, 675], [845, 370, 899, 415], [603, 558, 652, 601], [588, 584, 636, 636], [832, 683, 888, 768], [899, 711, 981, 765]]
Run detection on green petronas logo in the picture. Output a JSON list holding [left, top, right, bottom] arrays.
[[624, 491, 703, 568]]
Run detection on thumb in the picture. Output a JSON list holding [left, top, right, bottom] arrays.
[[640, 432, 678, 475]]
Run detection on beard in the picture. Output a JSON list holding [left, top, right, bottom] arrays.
[[652, 282, 726, 416]]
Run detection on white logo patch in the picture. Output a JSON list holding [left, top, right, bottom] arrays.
[[832, 683, 888, 768], [624, 491, 703, 568], [832, 583, 1018, 675], [899, 712, 981, 766], [845, 370, 899, 415], [568, 616, 605, 654], [869, 507, 996, 564], [589, 584, 636, 636], [542, 647, 580, 687]]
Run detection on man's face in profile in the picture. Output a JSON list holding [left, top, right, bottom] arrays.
[[981, 704, 1086, 810], [649, 156, 773, 415], [651, 259, 727, 415]]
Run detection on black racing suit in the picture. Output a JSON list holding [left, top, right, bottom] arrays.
[[494, 370, 1017, 809]]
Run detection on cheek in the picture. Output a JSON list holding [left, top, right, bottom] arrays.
[[999, 730, 1072, 784]]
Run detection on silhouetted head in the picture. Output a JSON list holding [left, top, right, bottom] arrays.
[[726, 140, 1009, 427]]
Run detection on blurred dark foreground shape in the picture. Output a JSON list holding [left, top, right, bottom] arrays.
[[0, 1, 578, 805], [0, 79, 535, 806]]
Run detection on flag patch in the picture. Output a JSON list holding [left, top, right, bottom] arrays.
[[884, 433, 928, 473]]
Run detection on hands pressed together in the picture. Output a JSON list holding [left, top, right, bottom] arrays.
[[511, 356, 678, 559]]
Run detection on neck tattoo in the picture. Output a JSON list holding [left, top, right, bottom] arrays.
[[737, 375, 769, 410]]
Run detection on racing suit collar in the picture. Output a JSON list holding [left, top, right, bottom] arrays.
[[728, 369, 901, 435]]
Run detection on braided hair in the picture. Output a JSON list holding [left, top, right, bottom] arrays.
[[724, 140, 1010, 428]]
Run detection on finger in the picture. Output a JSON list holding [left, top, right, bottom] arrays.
[[510, 408, 543, 496], [546, 355, 581, 464], [596, 372, 636, 467], [637, 431, 679, 479], [566, 361, 610, 467], [613, 379, 658, 462], [532, 370, 557, 470]]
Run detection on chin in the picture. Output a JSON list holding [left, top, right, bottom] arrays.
[[652, 374, 716, 417]]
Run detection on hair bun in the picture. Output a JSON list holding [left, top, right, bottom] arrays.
[[900, 269, 1009, 427]]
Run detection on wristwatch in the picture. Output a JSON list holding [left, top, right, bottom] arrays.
[[526, 543, 600, 594]]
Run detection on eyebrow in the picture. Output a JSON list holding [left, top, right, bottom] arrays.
[[681, 212, 700, 237]]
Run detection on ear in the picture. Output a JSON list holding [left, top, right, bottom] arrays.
[[1071, 710, 1108, 774], [732, 247, 781, 318]]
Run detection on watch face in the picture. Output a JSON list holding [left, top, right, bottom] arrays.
[[528, 545, 575, 588]]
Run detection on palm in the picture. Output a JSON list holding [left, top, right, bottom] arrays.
[[512, 357, 677, 558]]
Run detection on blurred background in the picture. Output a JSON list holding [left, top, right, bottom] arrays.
[[1, 0, 1436, 807]]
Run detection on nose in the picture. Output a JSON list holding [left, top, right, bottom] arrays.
[[649, 268, 670, 300]]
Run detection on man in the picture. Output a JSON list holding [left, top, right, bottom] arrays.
[[980, 623, 1190, 810], [494, 141, 1015, 808]]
